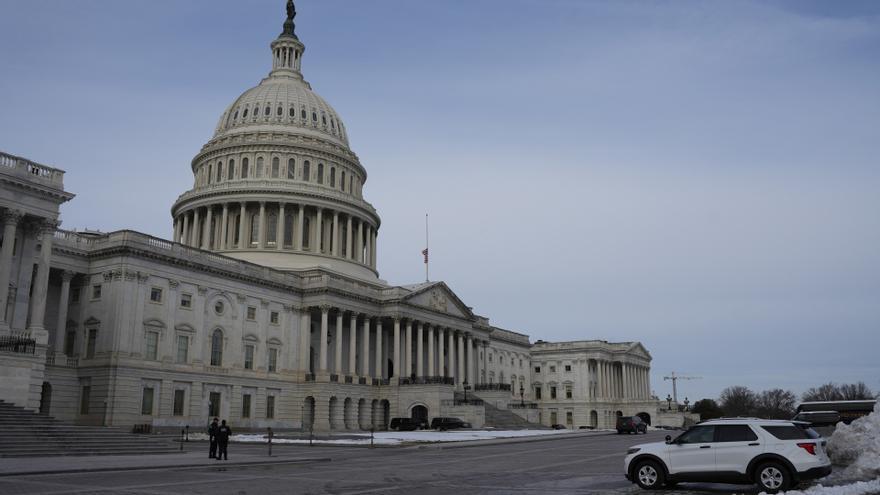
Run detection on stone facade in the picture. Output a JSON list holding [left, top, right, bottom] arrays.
[[0, 2, 659, 431]]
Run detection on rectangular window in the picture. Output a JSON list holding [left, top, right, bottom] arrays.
[[246, 306, 257, 321], [535, 387, 542, 399], [176, 335, 189, 364], [534, 366, 541, 373], [565, 385, 573, 399], [86, 329, 97, 358], [550, 386, 557, 399], [270, 311, 279, 325], [149, 287, 163, 303], [80, 386, 91, 415], [266, 396, 275, 419], [550, 365, 556, 372], [71, 287, 80, 303], [141, 387, 154, 415], [180, 293, 192, 309], [145, 331, 159, 360], [242, 394, 252, 418], [91, 284, 102, 300], [268, 348, 278, 373], [565, 365, 572, 372], [244, 345, 255, 370], [209, 392, 221, 417], [173, 389, 186, 416], [65, 331, 76, 356], [566, 411, 573, 425]]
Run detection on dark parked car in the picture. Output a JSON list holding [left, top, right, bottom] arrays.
[[430, 417, 471, 431], [616, 416, 647, 434], [389, 417, 426, 431], [551, 424, 568, 430]]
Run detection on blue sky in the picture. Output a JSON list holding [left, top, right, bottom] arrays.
[[1, 0, 878, 402]]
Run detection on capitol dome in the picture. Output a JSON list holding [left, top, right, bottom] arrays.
[[170, 0, 381, 281]]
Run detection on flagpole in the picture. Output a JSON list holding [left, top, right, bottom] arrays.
[[425, 213, 429, 282]]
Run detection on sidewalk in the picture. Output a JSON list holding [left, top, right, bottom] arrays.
[[0, 447, 330, 477]]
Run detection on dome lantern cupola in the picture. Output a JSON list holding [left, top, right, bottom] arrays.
[[270, 0, 305, 79]]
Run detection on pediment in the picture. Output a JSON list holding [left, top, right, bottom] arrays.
[[627, 342, 652, 360], [402, 282, 474, 319]]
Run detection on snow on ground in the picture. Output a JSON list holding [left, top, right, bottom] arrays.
[[826, 402, 880, 481], [759, 478, 880, 495]]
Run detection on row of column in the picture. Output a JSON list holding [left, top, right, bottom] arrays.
[[594, 360, 651, 400], [173, 202, 377, 269], [0, 209, 55, 342], [299, 306, 489, 387]]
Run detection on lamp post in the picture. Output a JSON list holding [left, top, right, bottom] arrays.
[[666, 394, 673, 411], [519, 383, 525, 407]]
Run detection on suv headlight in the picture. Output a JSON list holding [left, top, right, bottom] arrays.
[[627, 447, 640, 455]]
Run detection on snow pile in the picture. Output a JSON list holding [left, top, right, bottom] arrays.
[[759, 478, 880, 495], [826, 401, 880, 481]]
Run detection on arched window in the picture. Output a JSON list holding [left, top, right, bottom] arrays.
[[301, 109, 307, 119], [341, 171, 346, 191], [249, 213, 260, 245], [302, 216, 311, 249], [241, 158, 249, 179], [271, 157, 280, 178], [233, 109, 239, 120], [207, 164, 213, 184], [228, 159, 235, 180], [317, 164, 324, 184], [331, 119, 336, 129], [322, 114, 327, 126], [256, 157, 264, 178], [349, 176, 354, 193], [264, 105, 271, 116], [287, 159, 296, 179], [276, 106, 282, 116], [210, 329, 223, 366], [303, 161, 310, 182], [242, 107, 249, 118], [267, 213, 278, 244], [330, 167, 336, 187], [284, 213, 294, 246], [289, 107, 295, 117], [216, 161, 223, 182], [312, 111, 318, 122]]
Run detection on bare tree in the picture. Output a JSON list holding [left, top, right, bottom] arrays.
[[719, 386, 757, 417], [802, 383, 842, 402], [755, 389, 797, 419], [839, 382, 875, 400]]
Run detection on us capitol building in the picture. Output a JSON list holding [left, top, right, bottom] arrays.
[[0, 2, 658, 431]]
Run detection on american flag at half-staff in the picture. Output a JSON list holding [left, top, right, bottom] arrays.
[[423, 214, 429, 282]]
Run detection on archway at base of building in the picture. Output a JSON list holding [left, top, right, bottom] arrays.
[[616, 410, 623, 417], [411, 405, 428, 427], [39, 382, 52, 415], [636, 412, 651, 426], [380, 400, 390, 430], [329, 396, 340, 430], [343, 398, 354, 429], [357, 398, 368, 430], [370, 399, 380, 429], [590, 410, 598, 428], [303, 396, 316, 430]]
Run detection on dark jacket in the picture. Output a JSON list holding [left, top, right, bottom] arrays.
[[217, 425, 232, 444], [208, 422, 219, 439]]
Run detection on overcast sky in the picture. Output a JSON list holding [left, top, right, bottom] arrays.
[[1, 0, 878, 402]]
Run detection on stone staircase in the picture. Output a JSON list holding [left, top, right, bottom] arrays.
[[0, 400, 178, 457], [482, 402, 548, 430]]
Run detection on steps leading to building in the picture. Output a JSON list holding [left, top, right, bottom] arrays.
[[0, 400, 179, 457], [481, 401, 548, 430]]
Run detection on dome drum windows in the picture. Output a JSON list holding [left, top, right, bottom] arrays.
[[242, 158, 249, 179], [271, 157, 280, 178], [228, 159, 236, 180], [303, 161, 310, 182], [287, 159, 296, 179], [256, 157, 264, 178], [317, 164, 324, 184]]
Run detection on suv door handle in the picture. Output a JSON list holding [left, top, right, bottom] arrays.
[[700, 445, 711, 449], [749, 443, 760, 446]]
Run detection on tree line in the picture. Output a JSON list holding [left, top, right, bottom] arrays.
[[691, 382, 876, 420]]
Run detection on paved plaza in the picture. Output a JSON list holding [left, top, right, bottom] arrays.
[[0, 431, 773, 495]]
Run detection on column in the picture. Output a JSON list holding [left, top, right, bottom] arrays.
[[332, 211, 339, 256], [427, 324, 434, 377], [374, 319, 383, 379], [404, 320, 412, 379], [258, 202, 267, 249], [370, 229, 377, 268], [173, 217, 181, 245], [315, 208, 323, 254], [447, 329, 455, 382], [416, 322, 424, 378], [220, 204, 229, 250], [203, 207, 214, 249], [319, 305, 329, 373], [0, 210, 22, 326], [53, 270, 75, 351], [356, 220, 364, 263], [597, 361, 605, 399], [346, 216, 353, 259], [296, 206, 304, 251], [437, 327, 445, 377], [456, 332, 465, 386], [190, 208, 200, 247], [348, 313, 358, 376], [334, 311, 343, 375], [392, 318, 401, 380], [276, 203, 285, 250], [179, 212, 189, 245], [238, 203, 247, 249], [299, 307, 310, 375], [361, 316, 371, 378], [465, 334, 473, 385], [27, 221, 56, 341]]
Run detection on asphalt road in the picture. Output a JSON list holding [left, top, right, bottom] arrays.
[[0, 431, 777, 494]]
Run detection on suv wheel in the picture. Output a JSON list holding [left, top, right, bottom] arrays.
[[633, 460, 665, 490], [755, 462, 791, 493]]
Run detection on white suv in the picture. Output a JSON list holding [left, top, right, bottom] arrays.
[[624, 418, 832, 493]]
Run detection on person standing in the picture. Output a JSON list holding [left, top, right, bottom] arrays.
[[216, 419, 232, 461], [207, 417, 219, 459]]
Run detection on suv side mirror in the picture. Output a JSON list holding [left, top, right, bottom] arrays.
[[665, 435, 673, 444]]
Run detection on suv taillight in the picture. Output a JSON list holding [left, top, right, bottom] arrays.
[[797, 443, 816, 455]]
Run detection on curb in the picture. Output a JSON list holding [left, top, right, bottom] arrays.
[[417, 430, 618, 450], [0, 457, 331, 478]]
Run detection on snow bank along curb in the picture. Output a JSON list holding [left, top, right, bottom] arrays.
[[826, 401, 880, 481], [759, 478, 880, 495], [0, 457, 331, 478]]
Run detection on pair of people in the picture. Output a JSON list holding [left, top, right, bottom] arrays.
[[207, 417, 232, 460]]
